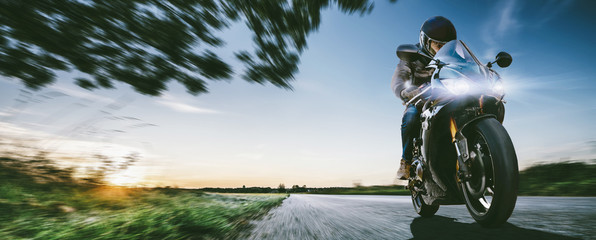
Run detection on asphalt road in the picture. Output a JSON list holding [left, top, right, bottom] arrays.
[[245, 195, 596, 240]]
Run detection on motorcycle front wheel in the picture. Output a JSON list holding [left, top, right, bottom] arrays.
[[461, 118, 518, 228]]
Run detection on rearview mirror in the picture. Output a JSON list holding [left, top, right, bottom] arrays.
[[495, 52, 512, 68], [396, 44, 418, 61]]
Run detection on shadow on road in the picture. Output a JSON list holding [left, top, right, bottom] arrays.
[[410, 216, 580, 240]]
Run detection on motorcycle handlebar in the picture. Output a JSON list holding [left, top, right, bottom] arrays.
[[405, 86, 431, 106]]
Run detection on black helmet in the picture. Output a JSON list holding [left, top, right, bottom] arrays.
[[419, 16, 457, 56]]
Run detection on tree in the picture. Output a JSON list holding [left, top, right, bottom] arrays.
[[0, 0, 388, 96], [278, 183, 285, 192]]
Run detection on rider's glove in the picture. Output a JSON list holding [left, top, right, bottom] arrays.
[[400, 86, 421, 101]]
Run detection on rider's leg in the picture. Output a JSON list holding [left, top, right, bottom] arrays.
[[398, 104, 421, 180]]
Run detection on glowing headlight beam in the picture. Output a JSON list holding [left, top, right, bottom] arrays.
[[441, 79, 470, 95], [493, 81, 505, 95]]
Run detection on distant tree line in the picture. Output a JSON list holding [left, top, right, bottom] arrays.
[[198, 185, 407, 194], [4, 154, 594, 197], [200, 187, 275, 193], [519, 160, 596, 196], [200, 184, 311, 193], [199, 161, 596, 196]]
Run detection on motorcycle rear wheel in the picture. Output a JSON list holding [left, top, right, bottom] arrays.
[[411, 190, 439, 217], [461, 118, 518, 227]]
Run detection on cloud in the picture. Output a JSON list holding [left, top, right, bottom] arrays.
[[49, 84, 114, 104], [495, 0, 521, 38], [481, 0, 573, 60], [481, 0, 522, 60], [0, 121, 149, 163], [0, 121, 44, 137], [155, 94, 220, 114], [532, 0, 574, 26], [156, 100, 219, 114]]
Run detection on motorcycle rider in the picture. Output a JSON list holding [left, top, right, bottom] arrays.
[[393, 16, 457, 180]]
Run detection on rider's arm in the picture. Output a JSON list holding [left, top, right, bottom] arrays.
[[391, 60, 418, 102]]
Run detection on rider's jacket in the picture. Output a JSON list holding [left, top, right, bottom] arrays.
[[391, 43, 434, 103]]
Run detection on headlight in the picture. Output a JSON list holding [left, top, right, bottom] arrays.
[[493, 81, 504, 95], [441, 79, 470, 95]]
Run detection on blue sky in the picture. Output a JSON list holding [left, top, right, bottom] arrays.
[[1, 0, 595, 187]]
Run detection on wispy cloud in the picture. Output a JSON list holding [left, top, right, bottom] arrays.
[[0, 121, 148, 162], [532, 0, 573, 26], [156, 100, 219, 114], [155, 94, 220, 114], [481, 0, 522, 60], [481, 0, 573, 60], [495, 0, 521, 38], [49, 84, 114, 104]]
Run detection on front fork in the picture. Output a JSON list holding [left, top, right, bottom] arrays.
[[448, 96, 504, 182], [451, 118, 472, 181], [451, 114, 496, 182], [454, 131, 472, 181]]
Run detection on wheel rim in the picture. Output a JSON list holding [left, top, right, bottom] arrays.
[[412, 191, 423, 213], [462, 130, 495, 216]]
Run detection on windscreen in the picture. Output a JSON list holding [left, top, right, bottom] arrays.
[[434, 40, 486, 79]]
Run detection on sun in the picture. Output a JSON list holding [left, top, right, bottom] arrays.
[[106, 170, 143, 186]]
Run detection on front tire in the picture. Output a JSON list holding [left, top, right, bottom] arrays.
[[461, 118, 518, 227]]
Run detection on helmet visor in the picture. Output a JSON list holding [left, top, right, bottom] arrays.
[[428, 39, 447, 56], [420, 31, 450, 57]]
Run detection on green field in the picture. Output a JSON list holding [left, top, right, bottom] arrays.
[[0, 157, 287, 239]]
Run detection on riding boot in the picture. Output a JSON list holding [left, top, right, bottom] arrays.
[[397, 158, 411, 180]]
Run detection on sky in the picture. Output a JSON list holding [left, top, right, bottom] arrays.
[[1, 0, 595, 188]]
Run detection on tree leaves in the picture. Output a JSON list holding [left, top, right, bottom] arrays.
[[0, 0, 379, 96]]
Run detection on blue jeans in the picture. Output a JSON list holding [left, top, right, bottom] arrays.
[[401, 104, 420, 162]]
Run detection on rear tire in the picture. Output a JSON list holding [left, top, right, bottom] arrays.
[[461, 118, 518, 227], [411, 190, 439, 217]]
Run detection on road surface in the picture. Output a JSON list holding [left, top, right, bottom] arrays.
[[245, 195, 595, 240]]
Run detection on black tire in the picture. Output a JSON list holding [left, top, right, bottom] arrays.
[[461, 118, 518, 228], [411, 190, 439, 217]]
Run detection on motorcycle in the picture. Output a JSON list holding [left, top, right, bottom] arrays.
[[396, 40, 518, 227]]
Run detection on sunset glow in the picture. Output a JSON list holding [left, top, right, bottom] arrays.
[[106, 170, 144, 187]]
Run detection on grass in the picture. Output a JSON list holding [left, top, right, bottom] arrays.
[[0, 157, 287, 239]]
